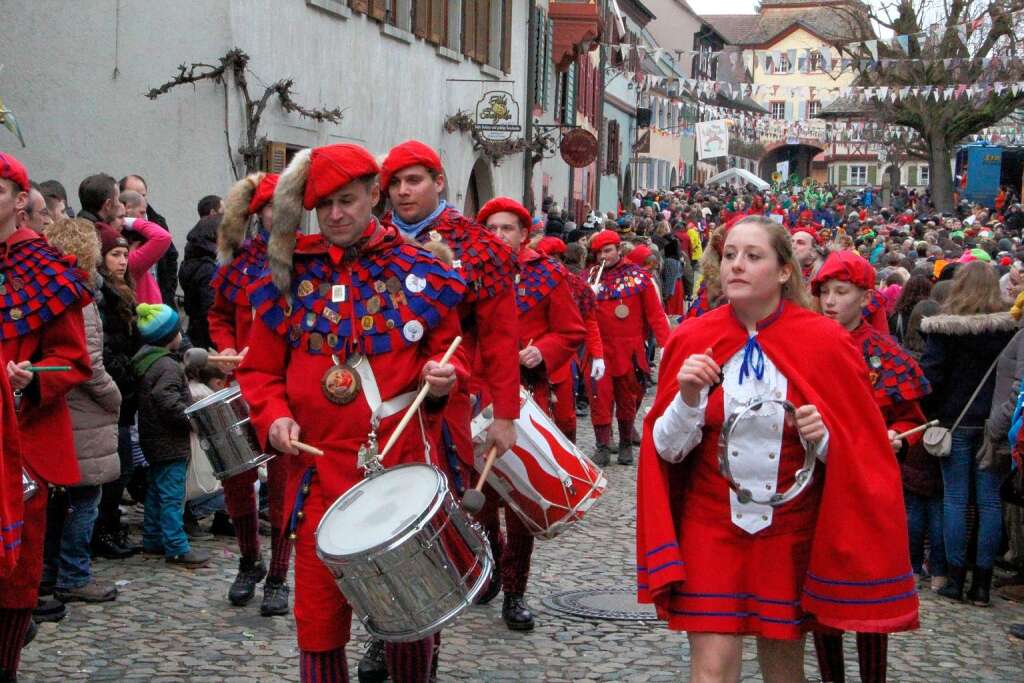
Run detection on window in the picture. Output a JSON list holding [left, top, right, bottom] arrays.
[[919, 165, 930, 185], [798, 53, 825, 73], [807, 100, 821, 117], [771, 55, 792, 73], [770, 101, 786, 120], [850, 165, 868, 185], [605, 120, 621, 175]]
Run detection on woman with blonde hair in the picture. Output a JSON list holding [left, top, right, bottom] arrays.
[[638, 215, 917, 682], [40, 218, 122, 602], [920, 260, 1017, 606]]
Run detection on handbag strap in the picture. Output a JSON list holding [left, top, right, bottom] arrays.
[[950, 354, 1002, 432]]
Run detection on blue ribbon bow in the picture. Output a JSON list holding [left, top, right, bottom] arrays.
[[739, 334, 766, 385]]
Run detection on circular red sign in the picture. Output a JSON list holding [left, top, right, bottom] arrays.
[[560, 129, 599, 168]]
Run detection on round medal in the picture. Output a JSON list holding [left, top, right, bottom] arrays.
[[365, 296, 381, 315], [428, 230, 443, 242], [405, 274, 427, 293], [403, 320, 424, 342], [321, 364, 360, 405], [614, 304, 629, 319], [360, 315, 375, 331], [297, 280, 315, 298]]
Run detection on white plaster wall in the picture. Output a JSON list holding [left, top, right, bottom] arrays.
[[2, 0, 527, 247]]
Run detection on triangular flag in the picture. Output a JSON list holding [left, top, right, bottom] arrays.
[[819, 47, 832, 72], [865, 39, 878, 61], [895, 35, 910, 54], [958, 24, 969, 48]]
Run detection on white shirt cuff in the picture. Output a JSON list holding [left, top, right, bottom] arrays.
[[653, 389, 708, 463]]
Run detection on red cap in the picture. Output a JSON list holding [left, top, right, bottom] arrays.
[[811, 251, 876, 296], [476, 196, 532, 230], [0, 152, 29, 192], [1000, 256, 1013, 267], [535, 236, 566, 257], [790, 224, 820, 244], [380, 140, 443, 192], [626, 244, 653, 265], [302, 144, 379, 210], [589, 230, 621, 252], [248, 173, 279, 214], [97, 224, 129, 256]]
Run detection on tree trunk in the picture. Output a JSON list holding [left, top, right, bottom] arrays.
[[928, 129, 954, 212]]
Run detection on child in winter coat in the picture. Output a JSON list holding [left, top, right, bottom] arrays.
[[132, 303, 209, 568]]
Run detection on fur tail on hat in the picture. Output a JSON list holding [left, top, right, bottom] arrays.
[[269, 148, 312, 294], [217, 173, 264, 264]]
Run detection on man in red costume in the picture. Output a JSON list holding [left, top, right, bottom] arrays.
[[791, 223, 825, 285], [207, 172, 292, 616], [236, 143, 468, 683], [535, 236, 604, 442], [812, 251, 930, 683], [476, 197, 584, 631], [364, 140, 518, 679], [587, 230, 670, 466], [0, 151, 91, 679]]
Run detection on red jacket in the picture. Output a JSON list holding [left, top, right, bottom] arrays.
[[590, 259, 670, 378], [236, 224, 469, 500], [0, 359, 21, 577], [515, 248, 585, 386], [209, 231, 267, 351], [638, 303, 919, 634], [567, 272, 604, 362], [0, 229, 91, 486]]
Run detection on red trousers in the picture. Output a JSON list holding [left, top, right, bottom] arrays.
[[222, 457, 289, 529], [589, 371, 641, 431], [0, 482, 46, 609], [550, 378, 576, 441]]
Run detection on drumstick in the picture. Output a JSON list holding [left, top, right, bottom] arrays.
[[462, 445, 499, 514], [208, 354, 245, 363], [290, 440, 324, 457], [892, 419, 940, 441], [25, 365, 72, 372], [378, 335, 463, 459]]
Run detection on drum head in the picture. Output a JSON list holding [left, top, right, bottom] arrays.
[[318, 464, 442, 558], [185, 384, 241, 414]]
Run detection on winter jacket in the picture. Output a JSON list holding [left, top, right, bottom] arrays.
[[178, 215, 220, 350], [132, 345, 192, 465], [67, 298, 122, 486], [986, 326, 1024, 439], [125, 217, 173, 305], [146, 205, 180, 311], [920, 312, 1018, 428], [98, 277, 142, 426]]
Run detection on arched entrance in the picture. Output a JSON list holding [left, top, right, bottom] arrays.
[[464, 157, 495, 218], [759, 141, 826, 183], [670, 166, 678, 189], [621, 167, 633, 208]]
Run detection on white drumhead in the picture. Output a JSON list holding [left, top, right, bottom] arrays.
[[318, 464, 442, 558]]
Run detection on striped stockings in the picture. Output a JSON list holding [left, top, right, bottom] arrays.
[[0, 608, 32, 680], [385, 634, 437, 682], [813, 630, 888, 682], [268, 527, 292, 582], [233, 512, 260, 563], [299, 647, 348, 683]]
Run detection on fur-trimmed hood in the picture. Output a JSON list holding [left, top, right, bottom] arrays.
[[919, 311, 1019, 336]]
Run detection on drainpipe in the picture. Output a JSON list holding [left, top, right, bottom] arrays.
[[594, 9, 606, 213], [523, 2, 538, 213]]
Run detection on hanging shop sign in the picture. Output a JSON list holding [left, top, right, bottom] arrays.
[[475, 91, 521, 141], [560, 129, 599, 168]]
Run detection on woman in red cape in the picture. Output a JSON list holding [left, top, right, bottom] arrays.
[[636, 216, 918, 682]]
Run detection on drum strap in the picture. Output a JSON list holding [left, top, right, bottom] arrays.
[[350, 357, 416, 423]]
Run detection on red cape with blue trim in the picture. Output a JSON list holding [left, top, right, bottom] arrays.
[[637, 302, 919, 633]]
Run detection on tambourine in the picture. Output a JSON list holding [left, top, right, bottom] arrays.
[[716, 399, 816, 508]]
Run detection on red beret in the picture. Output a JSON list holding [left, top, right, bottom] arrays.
[[811, 251, 875, 296], [790, 224, 820, 244], [0, 152, 29, 192], [535, 236, 566, 256], [589, 230, 621, 252], [302, 144, 379, 210], [626, 244, 653, 265], [248, 173, 279, 215], [476, 196, 531, 230], [380, 140, 443, 192]]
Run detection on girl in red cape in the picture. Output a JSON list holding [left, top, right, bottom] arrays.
[[636, 216, 918, 682]]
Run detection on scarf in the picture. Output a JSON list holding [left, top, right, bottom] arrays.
[[390, 199, 448, 238]]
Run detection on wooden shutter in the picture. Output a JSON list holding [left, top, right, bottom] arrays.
[[840, 164, 848, 185], [350, 0, 369, 13], [475, 0, 490, 64], [908, 165, 917, 186], [463, 1, 477, 60], [369, 0, 387, 21], [500, 0, 512, 73], [429, 0, 447, 46], [413, 0, 430, 38], [263, 142, 288, 173], [532, 7, 544, 108], [868, 165, 878, 186]]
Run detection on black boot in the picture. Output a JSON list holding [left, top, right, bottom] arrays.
[[22, 620, 37, 647], [617, 438, 634, 465], [210, 510, 235, 537], [592, 444, 613, 467], [91, 529, 136, 560], [260, 578, 290, 616], [32, 596, 67, 623], [228, 557, 267, 606], [967, 567, 993, 607], [357, 638, 389, 683], [937, 565, 966, 601], [502, 593, 535, 631]]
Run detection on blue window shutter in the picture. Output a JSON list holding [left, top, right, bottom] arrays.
[[784, 100, 793, 121], [798, 100, 807, 120]]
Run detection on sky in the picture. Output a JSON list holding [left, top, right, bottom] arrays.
[[687, 0, 757, 14]]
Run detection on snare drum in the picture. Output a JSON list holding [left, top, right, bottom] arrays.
[[22, 468, 38, 501], [185, 385, 274, 480], [471, 388, 607, 540], [315, 464, 492, 642]]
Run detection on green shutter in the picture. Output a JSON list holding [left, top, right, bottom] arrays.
[[908, 165, 917, 186], [544, 18, 554, 111], [868, 165, 877, 185], [840, 165, 848, 185]]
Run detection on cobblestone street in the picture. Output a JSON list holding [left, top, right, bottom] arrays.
[[19, 409, 1024, 682]]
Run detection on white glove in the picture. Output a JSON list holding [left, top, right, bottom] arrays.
[[590, 358, 606, 381], [122, 216, 137, 229]]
